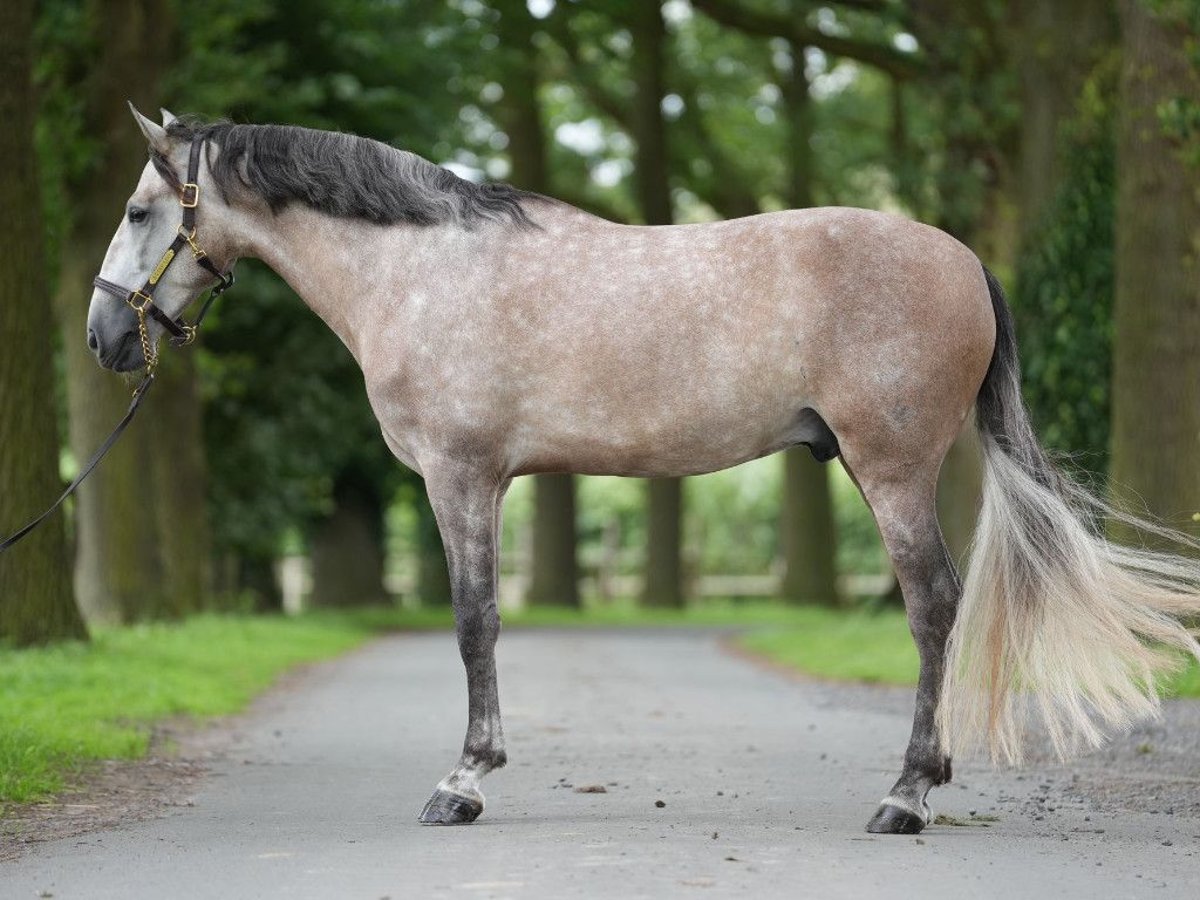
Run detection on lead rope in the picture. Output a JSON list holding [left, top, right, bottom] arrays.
[[0, 375, 155, 552]]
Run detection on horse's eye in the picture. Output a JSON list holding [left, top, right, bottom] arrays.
[[127, 207, 148, 224]]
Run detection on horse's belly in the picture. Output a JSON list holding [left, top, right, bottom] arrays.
[[508, 388, 803, 477]]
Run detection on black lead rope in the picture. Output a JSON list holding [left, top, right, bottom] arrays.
[[0, 376, 155, 552]]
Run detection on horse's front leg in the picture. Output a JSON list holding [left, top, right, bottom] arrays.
[[418, 465, 509, 825]]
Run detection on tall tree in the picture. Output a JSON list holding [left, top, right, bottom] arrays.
[[623, 0, 687, 608], [415, 491, 452, 605], [1012, 0, 1117, 238], [778, 44, 841, 606], [0, 0, 88, 646], [1013, 49, 1119, 481], [309, 468, 390, 607], [46, 0, 212, 622], [493, 0, 581, 608], [148, 350, 213, 615], [905, 0, 1019, 564], [1110, 0, 1200, 542], [1009, 3, 1117, 483]]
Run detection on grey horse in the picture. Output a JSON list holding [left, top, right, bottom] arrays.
[[87, 107, 1200, 834]]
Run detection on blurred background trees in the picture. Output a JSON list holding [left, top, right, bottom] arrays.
[[2, 0, 1197, 642]]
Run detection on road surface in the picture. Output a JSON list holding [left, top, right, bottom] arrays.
[[2, 629, 1197, 898]]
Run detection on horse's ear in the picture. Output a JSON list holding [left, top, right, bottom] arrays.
[[128, 101, 171, 155], [160, 108, 178, 127]]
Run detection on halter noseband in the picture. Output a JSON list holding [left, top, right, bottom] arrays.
[[92, 135, 235, 374]]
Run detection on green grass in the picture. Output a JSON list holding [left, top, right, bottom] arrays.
[[737, 607, 919, 685], [0, 613, 375, 807], [735, 607, 1200, 699], [1165, 657, 1200, 698]]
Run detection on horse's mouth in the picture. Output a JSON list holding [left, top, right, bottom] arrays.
[[99, 331, 144, 373]]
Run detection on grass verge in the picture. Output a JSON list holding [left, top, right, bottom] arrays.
[[736, 606, 918, 685], [0, 613, 374, 807], [736, 608, 1200, 698]]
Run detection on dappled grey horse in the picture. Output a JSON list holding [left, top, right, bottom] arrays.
[[89, 107, 1200, 834]]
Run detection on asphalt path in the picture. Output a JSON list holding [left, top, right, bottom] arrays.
[[3, 629, 1197, 898]]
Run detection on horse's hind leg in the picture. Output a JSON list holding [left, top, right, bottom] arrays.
[[849, 464, 961, 834], [418, 464, 509, 825]]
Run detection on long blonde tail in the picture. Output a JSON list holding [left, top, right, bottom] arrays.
[[938, 268, 1200, 763]]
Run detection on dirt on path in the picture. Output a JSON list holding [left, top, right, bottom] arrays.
[[2, 629, 1198, 898]]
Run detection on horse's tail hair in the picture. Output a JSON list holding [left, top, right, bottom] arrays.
[[938, 265, 1200, 763]]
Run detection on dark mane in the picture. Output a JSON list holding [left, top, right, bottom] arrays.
[[157, 118, 537, 229]]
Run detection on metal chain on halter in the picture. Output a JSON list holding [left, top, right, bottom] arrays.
[[134, 305, 158, 377]]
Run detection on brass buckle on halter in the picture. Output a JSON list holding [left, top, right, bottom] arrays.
[[179, 225, 206, 260], [128, 290, 153, 312], [180, 182, 200, 208], [177, 324, 198, 347]]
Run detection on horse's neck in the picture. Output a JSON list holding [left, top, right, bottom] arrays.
[[242, 206, 428, 361]]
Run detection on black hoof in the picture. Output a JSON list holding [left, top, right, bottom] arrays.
[[419, 788, 484, 825], [866, 803, 927, 835]]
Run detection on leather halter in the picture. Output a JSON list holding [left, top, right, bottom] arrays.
[[92, 135, 235, 371]]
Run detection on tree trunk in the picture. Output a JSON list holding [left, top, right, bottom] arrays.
[[240, 555, 283, 613], [642, 478, 685, 608], [53, 0, 196, 624], [147, 350, 212, 617], [0, 0, 88, 646], [1014, 0, 1117, 239], [936, 417, 984, 567], [415, 490, 451, 605], [526, 474, 580, 606], [626, 0, 686, 608], [309, 470, 389, 607], [1109, 0, 1200, 544], [494, 0, 580, 607], [777, 44, 842, 607], [781, 450, 841, 605]]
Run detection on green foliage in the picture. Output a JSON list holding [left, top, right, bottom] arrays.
[[1014, 61, 1117, 477], [902, 0, 1021, 238], [32, 0, 96, 284], [1143, 0, 1200, 167], [198, 267, 394, 559]]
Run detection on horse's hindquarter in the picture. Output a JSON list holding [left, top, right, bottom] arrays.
[[372, 205, 994, 479]]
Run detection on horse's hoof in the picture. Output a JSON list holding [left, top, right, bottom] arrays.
[[419, 788, 484, 825], [865, 802, 927, 835]]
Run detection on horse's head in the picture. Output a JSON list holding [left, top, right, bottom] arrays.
[[88, 105, 236, 372]]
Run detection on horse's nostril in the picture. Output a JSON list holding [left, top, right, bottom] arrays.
[[87, 328, 100, 352]]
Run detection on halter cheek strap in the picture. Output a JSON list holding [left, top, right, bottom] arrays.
[[91, 136, 235, 369]]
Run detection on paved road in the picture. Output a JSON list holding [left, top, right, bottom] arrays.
[[3, 629, 1197, 898]]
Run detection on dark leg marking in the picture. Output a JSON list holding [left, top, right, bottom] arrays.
[[418, 469, 509, 825], [861, 481, 961, 835]]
